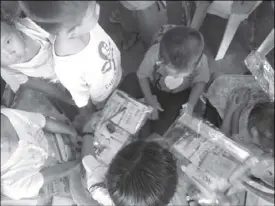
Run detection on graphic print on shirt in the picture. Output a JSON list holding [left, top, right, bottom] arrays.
[[98, 40, 119, 91], [98, 41, 116, 74]]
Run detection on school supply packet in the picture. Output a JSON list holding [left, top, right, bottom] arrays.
[[245, 51, 274, 101], [165, 113, 260, 203]]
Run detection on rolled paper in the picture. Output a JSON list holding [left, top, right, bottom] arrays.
[[244, 51, 274, 101]]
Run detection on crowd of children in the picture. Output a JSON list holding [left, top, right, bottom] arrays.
[[1, 1, 274, 205]]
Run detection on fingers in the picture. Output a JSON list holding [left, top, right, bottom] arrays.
[[149, 109, 159, 120], [157, 104, 164, 111]]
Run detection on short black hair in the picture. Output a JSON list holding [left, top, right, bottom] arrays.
[[248, 102, 274, 155], [1, 1, 22, 24], [106, 140, 178, 206], [159, 26, 204, 70], [18, 1, 94, 34]]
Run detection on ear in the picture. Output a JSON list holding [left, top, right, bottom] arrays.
[[66, 26, 78, 38]]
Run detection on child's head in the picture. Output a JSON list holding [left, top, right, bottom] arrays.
[[1, 11, 26, 66], [19, 1, 100, 37], [247, 102, 274, 156], [106, 140, 178, 206], [159, 26, 204, 78], [1, 114, 18, 166]]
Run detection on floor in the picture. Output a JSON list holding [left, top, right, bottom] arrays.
[[98, 1, 249, 76]]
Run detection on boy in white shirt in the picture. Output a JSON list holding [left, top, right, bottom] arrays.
[[20, 1, 123, 131]]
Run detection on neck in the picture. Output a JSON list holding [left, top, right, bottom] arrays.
[[54, 32, 90, 56]]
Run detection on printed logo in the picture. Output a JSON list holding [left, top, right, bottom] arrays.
[[98, 41, 116, 74]]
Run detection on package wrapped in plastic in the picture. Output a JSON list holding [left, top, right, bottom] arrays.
[[91, 90, 153, 164], [96, 90, 153, 135], [245, 51, 274, 101], [165, 112, 261, 205]]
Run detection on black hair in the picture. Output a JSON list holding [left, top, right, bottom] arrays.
[[1, 1, 23, 25], [248, 102, 274, 155], [106, 140, 178, 206], [18, 1, 95, 34], [159, 26, 204, 70]]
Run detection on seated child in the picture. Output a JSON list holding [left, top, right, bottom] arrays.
[[0, 10, 74, 105], [136, 25, 210, 134], [206, 75, 274, 204], [19, 1, 123, 130], [206, 75, 273, 154], [1, 107, 80, 200]]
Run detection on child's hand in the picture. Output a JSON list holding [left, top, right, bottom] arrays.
[[227, 89, 250, 111], [67, 126, 78, 137], [73, 113, 92, 133], [148, 95, 163, 120], [180, 103, 194, 116]]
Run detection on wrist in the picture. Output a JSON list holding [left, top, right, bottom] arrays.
[[81, 132, 94, 137], [145, 96, 156, 106]]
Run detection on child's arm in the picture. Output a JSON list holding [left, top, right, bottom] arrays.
[[187, 82, 206, 114], [40, 160, 80, 185], [138, 78, 158, 105], [231, 106, 245, 136], [187, 55, 210, 114], [43, 117, 77, 136], [73, 99, 97, 132], [137, 45, 160, 105], [81, 134, 96, 159], [23, 77, 75, 105], [138, 77, 164, 120], [221, 106, 236, 137], [137, 44, 164, 119]]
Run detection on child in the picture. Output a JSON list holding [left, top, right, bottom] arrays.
[[0, 10, 74, 105], [79, 137, 195, 206], [110, 1, 168, 50], [106, 140, 180, 206], [228, 102, 274, 206], [206, 75, 272, 150], [1, 107, 79, 200], [19, 1, 123, 130], [136, 25, 210, 134], [105, 139, 230, 206], [206, 75, 274, 204]]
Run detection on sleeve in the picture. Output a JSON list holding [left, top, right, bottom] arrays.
[[13, 109, 46, 128], [1, 67, 28, 92], [137, 44, 160, 79], [2, 172, 44, 200], [193, 54, 210, 84], [57, 73, 90, 108]]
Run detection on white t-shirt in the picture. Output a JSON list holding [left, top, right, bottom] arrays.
[[1, 18, 57, 93], [0, 108, 51, 200], [54, 23, 122, 108]]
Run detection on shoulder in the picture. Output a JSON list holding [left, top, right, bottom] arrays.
[[197, 53, 209, 68], [145, 44, 160, 60], [151, 24, 178, 45], [16, 17, 53, 41], [137, 44, 160, 76]]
